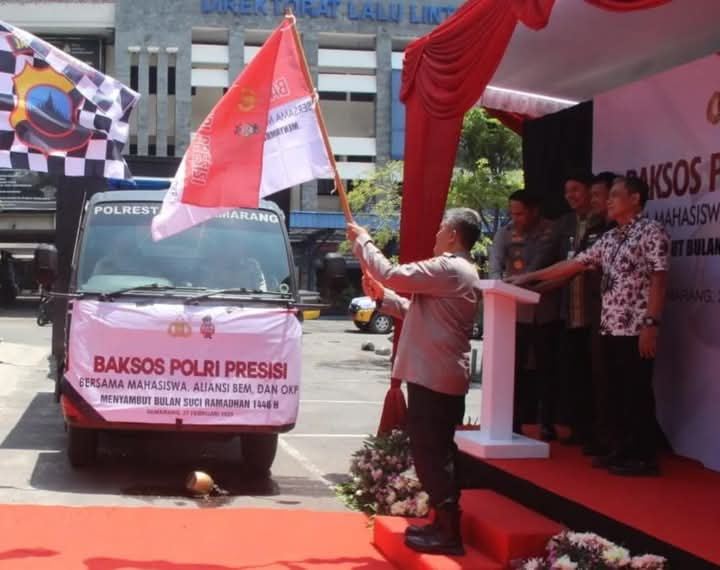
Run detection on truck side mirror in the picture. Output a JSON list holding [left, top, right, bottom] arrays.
[[33, 243, 58, 288]]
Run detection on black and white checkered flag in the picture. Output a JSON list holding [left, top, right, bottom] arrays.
[[0, 21, 139, 179]]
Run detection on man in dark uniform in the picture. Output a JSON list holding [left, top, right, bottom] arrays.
[[489, 190, 563, 441], [555, 172, 610, 449]]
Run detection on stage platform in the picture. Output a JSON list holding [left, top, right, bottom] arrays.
[[459, 429, 720, 569]]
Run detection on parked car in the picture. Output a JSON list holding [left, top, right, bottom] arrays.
[[348, 296, 394, 334]]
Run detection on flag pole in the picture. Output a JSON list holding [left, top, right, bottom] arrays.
[[285, 10, 354, 223]]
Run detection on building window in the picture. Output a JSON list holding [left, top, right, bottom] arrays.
[[319, 91, 346, 101], [129, 143, 138, 155], [168, 66, 176, 95], [167, 144, 175, 157], [149, 65, 157, 95], [317, 179, 335, 195], [350, 93, 375, 103], [130, 65, 139, 91], [148, 144, 156, 156], [191, 86, 197, 96], [346, 156, 375, 163]]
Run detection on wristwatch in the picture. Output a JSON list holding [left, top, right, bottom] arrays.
[[641, 316, 660, 327]]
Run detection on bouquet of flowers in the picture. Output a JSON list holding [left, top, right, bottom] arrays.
[[513, 531, 669, 570], [335, 429, 430, 517]]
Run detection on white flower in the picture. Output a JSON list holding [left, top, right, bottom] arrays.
[[400, 466, 419, 481], [414, 491, 430, 516], [551, 555, 577, 570], [631, 554, 667, 569], [355, 489, 364, 496], [523, 559, 544, 570], [390, 499, 408, 516], [565, 531, 614, 551], [392, 477, 407, 491], [603, 545, 631, 566]]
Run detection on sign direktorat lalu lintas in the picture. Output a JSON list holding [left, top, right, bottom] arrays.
[[201, 0, 457, 25]]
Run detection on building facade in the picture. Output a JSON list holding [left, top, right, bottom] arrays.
[[2, 1, 571, 292], [2, 0, 463, 290]]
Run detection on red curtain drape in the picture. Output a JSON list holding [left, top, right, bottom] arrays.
[[585, 0, 670, 11], [483, 107, 529, 136], [379, 1, 553, 435], [398, 0, 555, 266]]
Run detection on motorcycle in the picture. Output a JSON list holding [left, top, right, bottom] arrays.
[[36, 285, 53, 326], [33, 244, 58, 326]]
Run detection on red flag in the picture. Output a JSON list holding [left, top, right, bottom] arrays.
[[151, 17, 333, 240], [180, 28, 282, 208]]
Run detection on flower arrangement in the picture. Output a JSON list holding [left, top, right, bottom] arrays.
[[513, 531, 669, 570], [335, 429, 430, 517]]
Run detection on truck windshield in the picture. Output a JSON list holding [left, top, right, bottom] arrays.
[[75, 202, 292, 295]]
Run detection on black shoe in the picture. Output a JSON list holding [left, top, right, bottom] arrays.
[[540, 425, 557, 441], [404, 504, 464, 556], [404, 519, 437, 538], [404, 529, 465, 556], [608, 459, 660, 477]]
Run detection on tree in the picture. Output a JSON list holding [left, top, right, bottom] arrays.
[[340, 108, 522, 260], [448, 108, 523, 238], [338, 160, 403, 254]]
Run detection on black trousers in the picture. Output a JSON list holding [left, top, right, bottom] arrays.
[[566, 326, 594, 441], [407, 382, 465, 508], [514, 321, 562, 428], [603, 335, 657, 461]]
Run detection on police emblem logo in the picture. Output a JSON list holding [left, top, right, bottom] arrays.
[[200, 316, 215, 339], [234, 122, 259, 137], [168, 317, 192, 338], [238, 87, 256, 112], [10, 65, 91, 154]]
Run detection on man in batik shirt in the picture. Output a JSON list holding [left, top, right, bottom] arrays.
[[508, 176, 669, 476]]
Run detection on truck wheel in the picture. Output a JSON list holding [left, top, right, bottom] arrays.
[[67, 426, 98, 468], [240, 433, 278, 476], [369, 313, 393, 334]]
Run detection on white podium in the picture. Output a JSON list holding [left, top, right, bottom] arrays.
[[455, 280, 550, 459]]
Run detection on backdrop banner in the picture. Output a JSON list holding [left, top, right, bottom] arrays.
[[593, 53, 720, 471]]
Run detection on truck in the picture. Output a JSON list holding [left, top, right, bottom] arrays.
[[41, 187, 322, 473]]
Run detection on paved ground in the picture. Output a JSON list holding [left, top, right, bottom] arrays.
[[0, 299, 482, 511]]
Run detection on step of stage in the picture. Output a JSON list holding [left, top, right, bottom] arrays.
[[374, 490, 563, 569], [374, 515, 503, 570]]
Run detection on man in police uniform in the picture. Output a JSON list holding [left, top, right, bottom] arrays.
[[489, 190, 563, 441]]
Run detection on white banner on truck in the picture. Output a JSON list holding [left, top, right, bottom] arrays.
[[66, 300, 302, 426]]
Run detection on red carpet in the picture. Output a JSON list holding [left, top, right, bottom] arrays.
[[0, 505, 392, 569], [485, 435, 720, 566]]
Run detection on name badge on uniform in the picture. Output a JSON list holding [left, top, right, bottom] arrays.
[[567, 236, 576, 260]]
